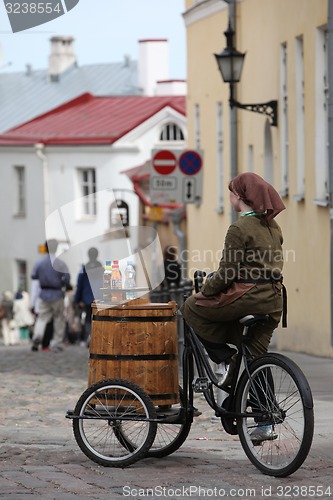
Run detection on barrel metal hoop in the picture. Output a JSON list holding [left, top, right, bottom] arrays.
[[89, 353, 177, 361], [91, 315, 175, 323], [149, 393, 178, 400]]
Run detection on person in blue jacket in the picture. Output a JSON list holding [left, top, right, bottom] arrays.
[[74, 247, 103, 346], [31, 239, 70, 352]]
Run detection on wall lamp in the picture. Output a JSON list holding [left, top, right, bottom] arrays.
[[214, 23, 278, 127]]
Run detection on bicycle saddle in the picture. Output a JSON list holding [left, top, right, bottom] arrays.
[[239, 314, 269, 326]]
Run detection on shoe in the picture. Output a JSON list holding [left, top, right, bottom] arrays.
[[50, 344, 64, 353], [216, 361, 233, 388], [31, 343, 39, 352], [205, 345, 237, 364], [193, 406, 202, 417], [42, 347, 51, 351], [250, 424, 278, 446]]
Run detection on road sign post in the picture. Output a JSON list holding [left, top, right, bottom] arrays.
[[150, 149, 203, 205]]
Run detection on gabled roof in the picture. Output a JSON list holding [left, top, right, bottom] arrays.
[[0, 93, 186, 146], [0, 60, 139, 133]]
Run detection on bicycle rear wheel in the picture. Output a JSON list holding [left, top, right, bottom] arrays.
[[147, 387, 192, 458], [73, 378, 157, 467], [235, 353, 314, 477]]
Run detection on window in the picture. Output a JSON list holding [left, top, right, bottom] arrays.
[[109, 199, 130, 238], [14, 166, 26, 216], [78, 168, 96, 216], [314, 27, 329, 205], [16, 259, 27, 291], [264, 120, 274, 184], [160, 122, 184, 141], [216, 102, 224, 213], [194, 104, 201, 149], [294, 35, 305, 201], [110, 199, 129, 227], [247, 145, 254, 172], [280, 43, 289, 196]]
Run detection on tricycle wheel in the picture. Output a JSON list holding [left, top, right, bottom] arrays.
[[73, 378, 157, 467]]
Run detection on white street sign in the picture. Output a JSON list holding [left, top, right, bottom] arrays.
[[150, 149, 203, 204]]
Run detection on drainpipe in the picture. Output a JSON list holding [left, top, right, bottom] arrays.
[[328, 0, 333, 345], [34, 143, 50, 218]]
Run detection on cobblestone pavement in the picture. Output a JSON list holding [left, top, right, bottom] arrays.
[[0, 344, 332, 499]]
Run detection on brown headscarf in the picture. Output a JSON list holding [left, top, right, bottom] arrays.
[[229, 172, 286, 222]]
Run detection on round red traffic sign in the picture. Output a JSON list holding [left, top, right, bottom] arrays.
[[152, 150, 177, 175]]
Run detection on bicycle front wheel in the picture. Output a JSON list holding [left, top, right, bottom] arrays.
[[73, 378, 157, 467], [235, 353, 314, 477]]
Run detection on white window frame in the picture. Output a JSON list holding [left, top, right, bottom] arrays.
[[160, 122, 185, 142], [314, 26, 329, 206], [194, 103, 201, 150], [247, 144, 254, 172], [280, 42, 289, 197], [216, 101, 224, 214], [294, 35, 305, 201], [264, 120, 274, 184], [77, 167, 97, 217]]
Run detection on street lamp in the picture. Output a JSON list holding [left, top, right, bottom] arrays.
[[214, 23, 278, 127]]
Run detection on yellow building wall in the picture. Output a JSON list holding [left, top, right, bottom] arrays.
[[186, 2, 230, 275], [184, 0, 333, 356]]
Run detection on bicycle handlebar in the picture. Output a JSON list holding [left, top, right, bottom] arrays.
[[194, 270, 206, 293]]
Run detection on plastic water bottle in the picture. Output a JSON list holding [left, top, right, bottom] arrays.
[[111, 260, 122, 302], [124, 261, 136, 300], [103, 260, 112, 303]]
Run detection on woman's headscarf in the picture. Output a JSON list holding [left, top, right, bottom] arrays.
[[229, 172, 286, 222]]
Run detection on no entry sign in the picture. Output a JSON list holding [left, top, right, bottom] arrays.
[[152, 150, 177, 175]]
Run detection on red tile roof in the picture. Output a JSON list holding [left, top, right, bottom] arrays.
[[0, 93, 186, 146]]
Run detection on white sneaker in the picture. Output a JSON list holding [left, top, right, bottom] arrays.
[[216, 361, 232, 388], [250, 424, 278, 446]]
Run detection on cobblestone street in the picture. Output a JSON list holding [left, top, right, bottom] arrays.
[[0, 344, 333, 499]]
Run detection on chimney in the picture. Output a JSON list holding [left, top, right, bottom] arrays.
[[48, 36, 76, 81], [156, 79, 187, 96], [138, 39, 169, 96]]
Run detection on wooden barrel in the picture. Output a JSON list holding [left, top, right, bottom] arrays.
[[88, 298, 179, 406]]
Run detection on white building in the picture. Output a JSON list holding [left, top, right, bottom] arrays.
[[0, 92, 187, 293]]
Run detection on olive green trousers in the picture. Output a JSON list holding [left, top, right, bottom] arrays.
[[181, 294, 281, 357]]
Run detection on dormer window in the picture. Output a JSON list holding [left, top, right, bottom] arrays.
[[160, 122, 184, 141]]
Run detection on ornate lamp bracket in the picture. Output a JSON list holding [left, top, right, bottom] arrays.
[[230, 98, 278, 127]]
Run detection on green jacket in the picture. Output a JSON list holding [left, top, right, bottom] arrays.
[[182, 215, 284, 346], [201, 215, 283, 297]]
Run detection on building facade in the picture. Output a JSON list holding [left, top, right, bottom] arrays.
[[0, 94, 187, 294], [183, 0, 333, 356]]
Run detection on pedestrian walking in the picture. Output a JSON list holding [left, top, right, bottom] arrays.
[[31, 239, 70, 352], [30, 278, 54, 350], [13, 290, 35, 344], [64, 284, 82, 344], [74, 247, 103, 346], [0, 291, 19, 346]]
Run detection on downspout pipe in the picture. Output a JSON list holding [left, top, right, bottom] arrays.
[[327, 0, 333, 346], [35, 143, 50, 219]]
